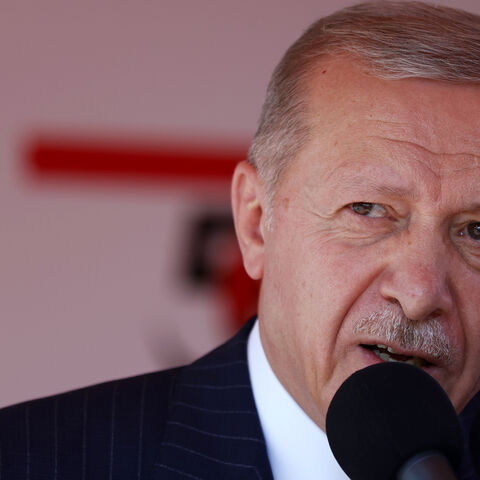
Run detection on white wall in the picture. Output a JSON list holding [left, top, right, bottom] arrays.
[[2, 0, 479, 408]]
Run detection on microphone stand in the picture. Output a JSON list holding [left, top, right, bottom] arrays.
[[397, 451, 458, 480]]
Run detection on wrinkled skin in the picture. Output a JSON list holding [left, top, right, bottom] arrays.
[[232, 58, 480, 430]]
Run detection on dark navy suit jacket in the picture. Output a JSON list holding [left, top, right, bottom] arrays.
[[0, 318, 478, 479]]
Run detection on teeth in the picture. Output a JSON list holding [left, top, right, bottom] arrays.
[[378, 352, 391, 362], [374, 344, 402, 355], [375, 351, 398, 363], [371, 347, 424, 367], [406, 357, 424, 367]]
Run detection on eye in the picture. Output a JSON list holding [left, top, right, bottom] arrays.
[[460, 222, 480, 241], [350, 202, 388, 218]]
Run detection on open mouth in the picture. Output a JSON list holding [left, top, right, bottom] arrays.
[[361, 344, 431, 368]]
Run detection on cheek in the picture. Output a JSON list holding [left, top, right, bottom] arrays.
[[448, 268, 480, 392], [458, 303, 480, 402], [263, 229, 383, 364], [265, 219, 387, 327]]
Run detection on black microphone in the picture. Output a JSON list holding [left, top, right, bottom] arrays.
[[326, 362, 464, 480]]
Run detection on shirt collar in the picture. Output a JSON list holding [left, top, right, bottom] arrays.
[[247, 319, 349, 480]]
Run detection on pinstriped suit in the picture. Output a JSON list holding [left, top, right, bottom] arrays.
[[459, 392, 480, 480], [0, 318, 478, 479], [0, 319, 273, 479]]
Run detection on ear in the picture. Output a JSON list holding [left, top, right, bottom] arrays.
[[231, 161, 266, 280]]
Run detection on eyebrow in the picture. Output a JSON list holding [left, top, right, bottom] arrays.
[[460, 202, 480, 213], [329, 173, 418, 201]]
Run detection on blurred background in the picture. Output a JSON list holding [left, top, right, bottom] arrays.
[[2, 0, 479, 408]]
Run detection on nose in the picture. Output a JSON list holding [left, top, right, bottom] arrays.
[[378, 238, 453, 322]]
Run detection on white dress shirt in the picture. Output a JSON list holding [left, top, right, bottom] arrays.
[[247, 320, 349, 480]]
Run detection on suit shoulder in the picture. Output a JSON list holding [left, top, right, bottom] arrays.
[[0, 367, 181, 425], [0, 368, 181, 479]]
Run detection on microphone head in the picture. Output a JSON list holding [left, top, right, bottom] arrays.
[[326, 362, 463, 480]]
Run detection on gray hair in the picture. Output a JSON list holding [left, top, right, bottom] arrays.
[[248, 1, 480, 215]]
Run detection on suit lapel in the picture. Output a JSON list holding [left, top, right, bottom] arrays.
[[154, 319, 273, 479], [459, 392, 480, 479]]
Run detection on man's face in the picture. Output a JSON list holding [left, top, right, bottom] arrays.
[[243, 58, 480, 430]]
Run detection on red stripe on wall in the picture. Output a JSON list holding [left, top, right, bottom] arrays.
[[28, 139, 248, 182]]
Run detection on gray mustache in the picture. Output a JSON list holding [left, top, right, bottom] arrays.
[[352, 305, 453, 363]]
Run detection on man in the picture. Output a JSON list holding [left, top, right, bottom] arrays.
[[2, 1, 480, 479]]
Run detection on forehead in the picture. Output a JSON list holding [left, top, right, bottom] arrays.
[[290, 58, 480, 191]]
